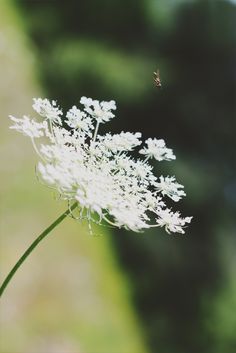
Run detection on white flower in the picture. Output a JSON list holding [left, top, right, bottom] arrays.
[[144, 192, 165, 211], [110, 207, 150, 232], [98, 132, 142, 153], [139, 138, 176, 161], [33, 98, 63, 125], [9, 115, 46, 138], [9, 96, 192, 234], [155, 176, 186, 202], [155, 208, 192, 234], [80, 96, 116, 123], [132, 160, 156, 184], [65, 106, 93, 134]]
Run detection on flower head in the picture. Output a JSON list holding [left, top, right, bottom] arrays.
[[155, 208, 192, 234], [9, 97, 191, 234], [65, 106, 93, 135], [9, 115, 47, 138], [80, 96, 116, 123], [32, 98, 63, 125], [139, 138, 176, 161], [98, 132, 142, 153], [155, 176, 186, 202]]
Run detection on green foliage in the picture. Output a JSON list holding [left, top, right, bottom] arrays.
[[42, 39, 153, 104]]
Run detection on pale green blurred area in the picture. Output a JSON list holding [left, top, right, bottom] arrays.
[[0, 2, 148, 353]]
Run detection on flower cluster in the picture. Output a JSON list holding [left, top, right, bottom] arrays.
[[9, 97, 192, 234]]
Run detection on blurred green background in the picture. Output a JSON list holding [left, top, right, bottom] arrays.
[[0, 0, 235, 352]]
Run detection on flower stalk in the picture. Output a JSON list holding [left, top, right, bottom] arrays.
[[0, 202, 77, 298]]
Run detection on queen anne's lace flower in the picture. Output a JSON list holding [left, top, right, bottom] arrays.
[[9, 115, 46, 138], [33, 98, 63, 125], [139, 138, 176, 161], [65, 106, 93, 135], [80, 96, 116, 123], [155, 176, 186, 202], [9, 97, 192, 234], [155, 208, 192, 234], [98, 132, 142, 153]]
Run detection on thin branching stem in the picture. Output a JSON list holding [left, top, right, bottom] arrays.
[[93, 121, 100, 141]]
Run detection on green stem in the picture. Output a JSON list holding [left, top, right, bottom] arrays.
[[93, 121, 100, 141], [0, 202, 77, 298]]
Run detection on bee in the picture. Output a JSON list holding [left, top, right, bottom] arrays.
[[153, 69, 162, 88]]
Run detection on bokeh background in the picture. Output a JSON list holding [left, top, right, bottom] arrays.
[[0, 0, 235, 352]]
